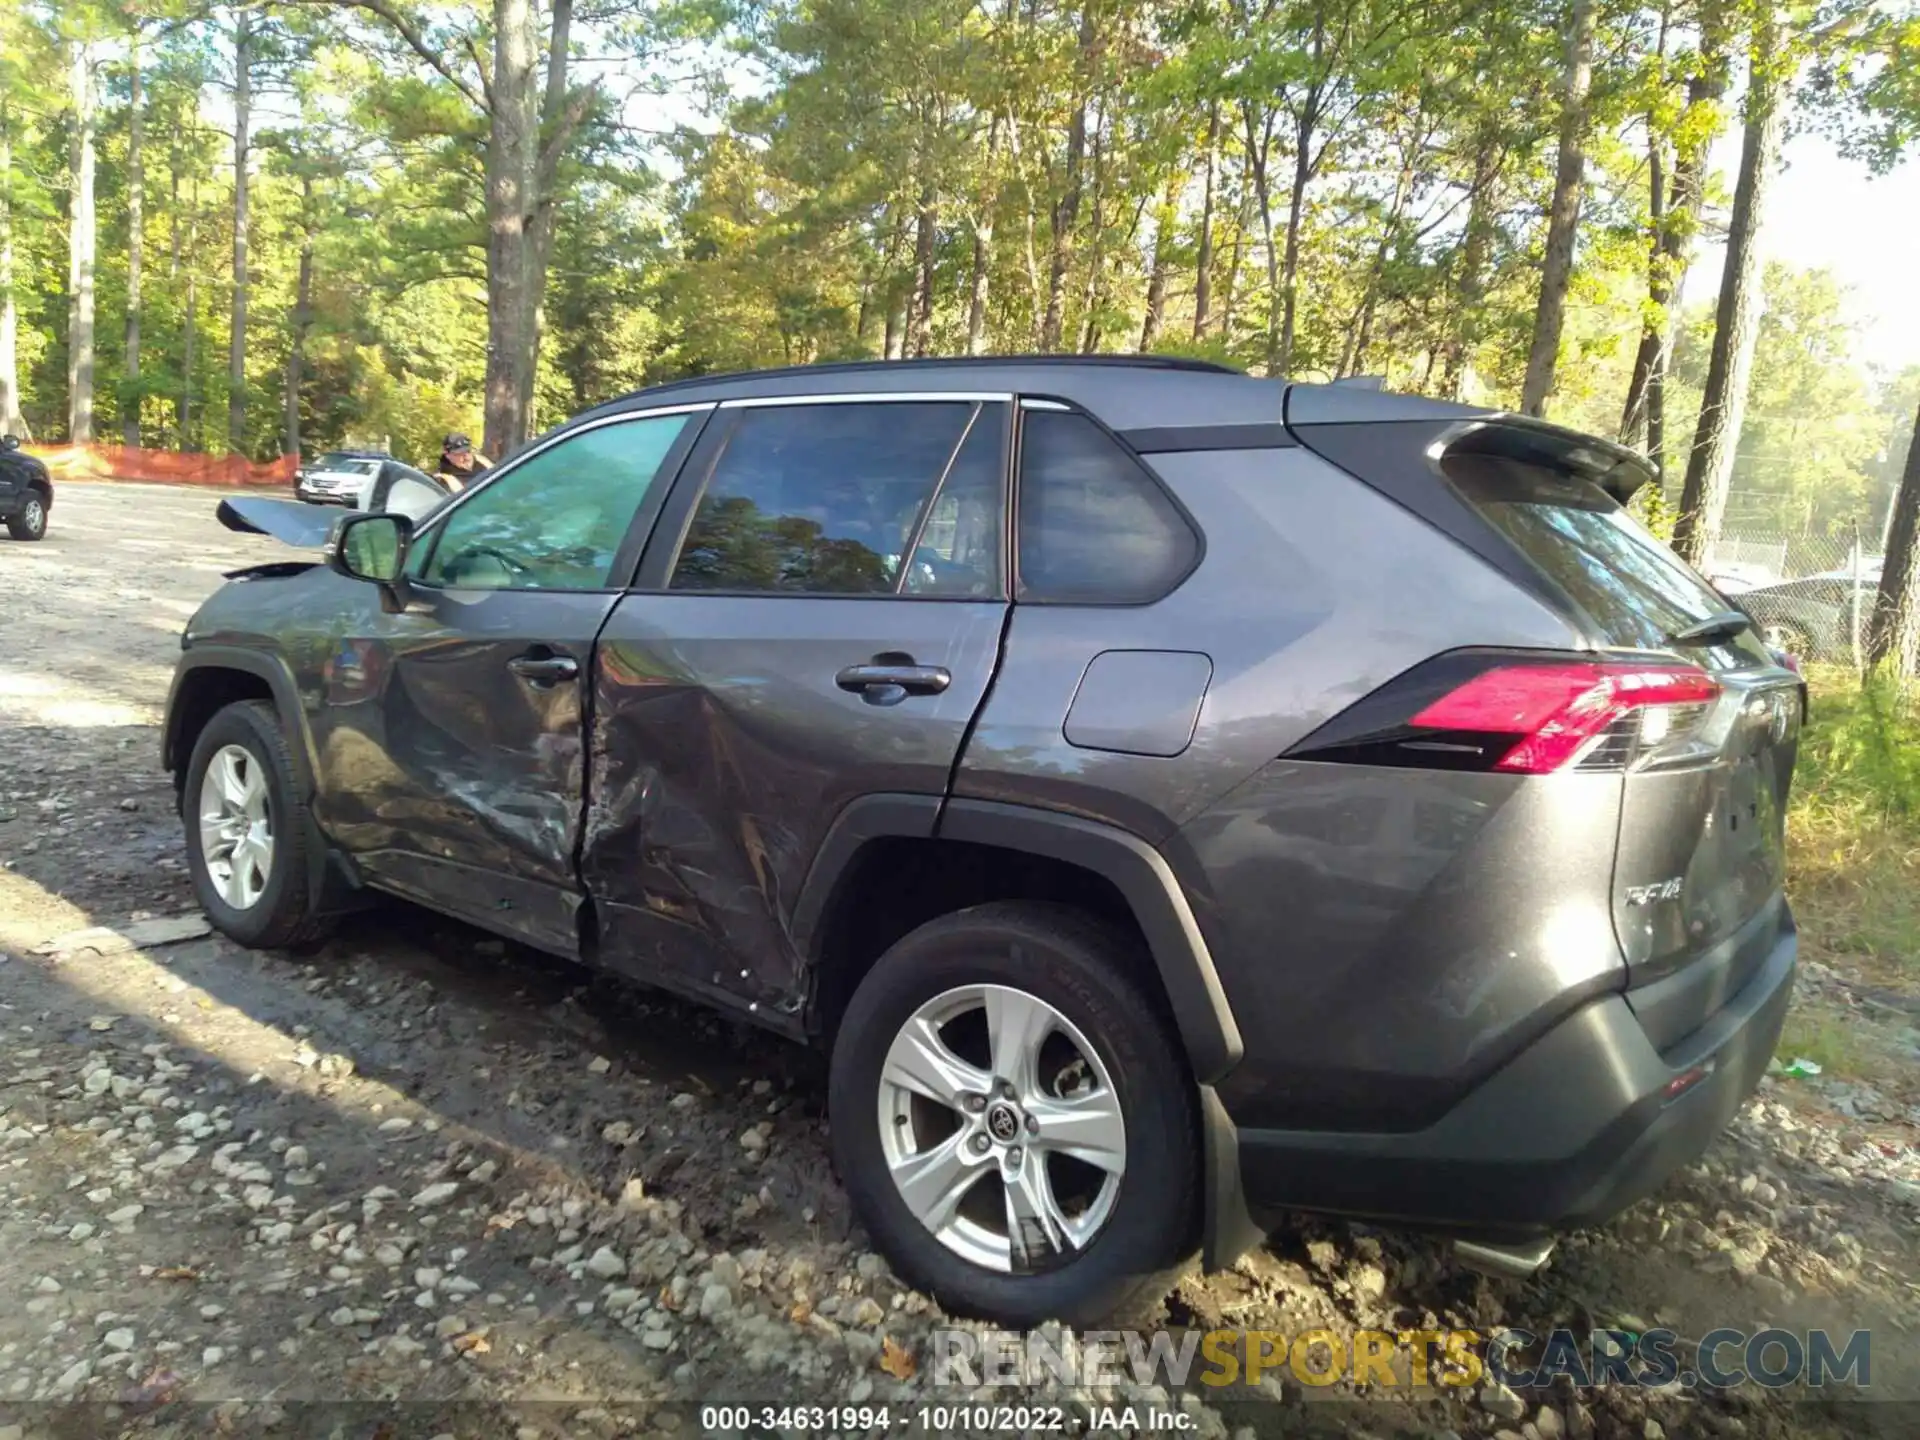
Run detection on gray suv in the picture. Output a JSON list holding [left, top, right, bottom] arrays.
[[164, 357, 1802, 1326]]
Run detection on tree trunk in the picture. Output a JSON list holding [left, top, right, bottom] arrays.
[[124, 33, 143, 448], [1041, 7, 1096, 351], [1618, 143, 1667, 452], [0, 102, 24, 439], [880, 207, 908, 359], [1277, 104, 1317, 376], [182, 275, 196, 448], [285, 181, 313, 459], [883, 295, 907, 359], [1673, 22, 1784, 569], [1139, 172, 1180, 350], [1868, 401, 1920, 675], [1192, 103, 1219, 341], [178, 160, 198, 449], [1241, 105, 1282, 371], [1077, 119, 1107, 354], [1619, 1, 1671, 453], [1221, 181, 1251, 337], [908, 175, 937, 357], [227, 14, 251, 455], [1621, 30, 1727, 470], [483, 0, 539, 457], [966, 113, 1002, 355], [517, 0, 577, 442], [67, 40, 98, 445], [1519, 0, 1595, 417], [1439, 120, 1501, 400]]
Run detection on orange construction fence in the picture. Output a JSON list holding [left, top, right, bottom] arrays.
[[25, 443, 297, 488]]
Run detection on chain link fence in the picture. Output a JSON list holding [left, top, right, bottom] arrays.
[[1697, 518, 1887, 669]]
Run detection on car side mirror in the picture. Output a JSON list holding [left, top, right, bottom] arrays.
[[0, 435, 18, 451], [328, 511, 414, 611]]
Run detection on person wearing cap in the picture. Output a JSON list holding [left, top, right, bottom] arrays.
[[432, 433, 492, 492]]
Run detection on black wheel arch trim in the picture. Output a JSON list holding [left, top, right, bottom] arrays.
[[789, 793, 945, 964], [936, 798, 1244, 1084], [794, 793, 1243, 1085], [165, 647, 319, 799], [165, 647, 365, 918]]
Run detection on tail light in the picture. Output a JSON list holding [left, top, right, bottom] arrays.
[[1289, 653, 1721, 775]]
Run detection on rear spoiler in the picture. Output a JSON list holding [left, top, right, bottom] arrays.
[[1455, 415, 1657, 505], [1282, 382, 1657, 505]]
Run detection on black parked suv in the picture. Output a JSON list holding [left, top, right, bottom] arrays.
[[164, 357, 1801, 1325], [0, 434, 51, 540]]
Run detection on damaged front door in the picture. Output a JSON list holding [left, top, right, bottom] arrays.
[[309, 409, 704, 953], [585, 397, 1012, 1021]]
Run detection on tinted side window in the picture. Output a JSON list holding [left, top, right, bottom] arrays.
[[670, 402, 989, 595], [904, 407, 1006, 598], [417, 413, 690, 590], [1016, 409, 1198, 603]]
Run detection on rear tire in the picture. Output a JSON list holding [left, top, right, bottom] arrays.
[[829, 901, 1198, 1327], [6, 490, 47, 541], [183, 700, 336, 949]]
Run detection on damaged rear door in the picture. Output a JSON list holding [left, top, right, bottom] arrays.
[[307, 408, 706, 954], [584, 396, 1012, 1024]]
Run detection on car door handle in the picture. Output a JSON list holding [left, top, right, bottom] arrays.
[[835, 663, 951, 706], [508, 651, 580, 687]]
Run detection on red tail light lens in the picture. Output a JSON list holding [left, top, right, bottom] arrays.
[[1287, 653, 1723, 774], [1408, 663, 1719, 774]]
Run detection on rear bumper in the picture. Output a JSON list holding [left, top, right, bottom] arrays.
[[1230, 922, 1795, 1239]]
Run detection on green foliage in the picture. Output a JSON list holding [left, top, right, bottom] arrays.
[[1797, 668, 1920, 820], [0, 0, 1913, 488], [1662, 262, 1896, 545]]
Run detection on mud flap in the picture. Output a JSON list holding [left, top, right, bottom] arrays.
[[1200, 1084, 1263, 1270]]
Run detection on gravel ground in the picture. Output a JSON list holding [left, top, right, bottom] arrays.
[[2, 483, 1918, 1440]]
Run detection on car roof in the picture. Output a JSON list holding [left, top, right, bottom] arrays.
[[569, 356, 1495, 439], [546, 356, 1661, 496]]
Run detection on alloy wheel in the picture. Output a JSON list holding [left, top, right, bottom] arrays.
[[198, 743, 274, 910], [876, 983, 1127, 1273]]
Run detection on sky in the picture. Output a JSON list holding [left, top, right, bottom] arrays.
[[1687, 128, 1920, 377]]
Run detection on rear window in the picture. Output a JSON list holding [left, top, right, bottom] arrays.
[[1442, 453, 1771, 665], [317, 455, 381, 476]]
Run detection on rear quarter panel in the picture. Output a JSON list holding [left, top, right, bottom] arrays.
[[954, 446, 1584, 841]]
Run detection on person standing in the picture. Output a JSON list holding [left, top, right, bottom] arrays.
[[432, 433, 491, 491]]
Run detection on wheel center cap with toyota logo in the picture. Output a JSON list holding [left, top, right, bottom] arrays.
[[985, 1102, 1021, 1144]]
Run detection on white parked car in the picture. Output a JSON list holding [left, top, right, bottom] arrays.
[[295, 450, 392, 506]]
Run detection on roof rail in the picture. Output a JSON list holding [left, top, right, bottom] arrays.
[[614, 352, 1246, 406]]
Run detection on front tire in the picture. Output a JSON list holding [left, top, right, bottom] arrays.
[[829, 901, 1198, 1327], [6, 490, 47, 541], [183, 700, 335, 949]]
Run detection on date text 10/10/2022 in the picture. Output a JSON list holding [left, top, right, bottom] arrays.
[[698, 1405, 1195, 1433]]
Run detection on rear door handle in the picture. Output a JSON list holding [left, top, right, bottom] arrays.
[[508, 651, 580, 687], [835, 663, 951, 707]]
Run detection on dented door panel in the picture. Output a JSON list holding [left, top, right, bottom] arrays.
[[309, 586, 618, 953], [583, 595, 1007, 1020]]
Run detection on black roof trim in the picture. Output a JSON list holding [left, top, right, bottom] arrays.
[[1121, 422, 1297, 454]]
